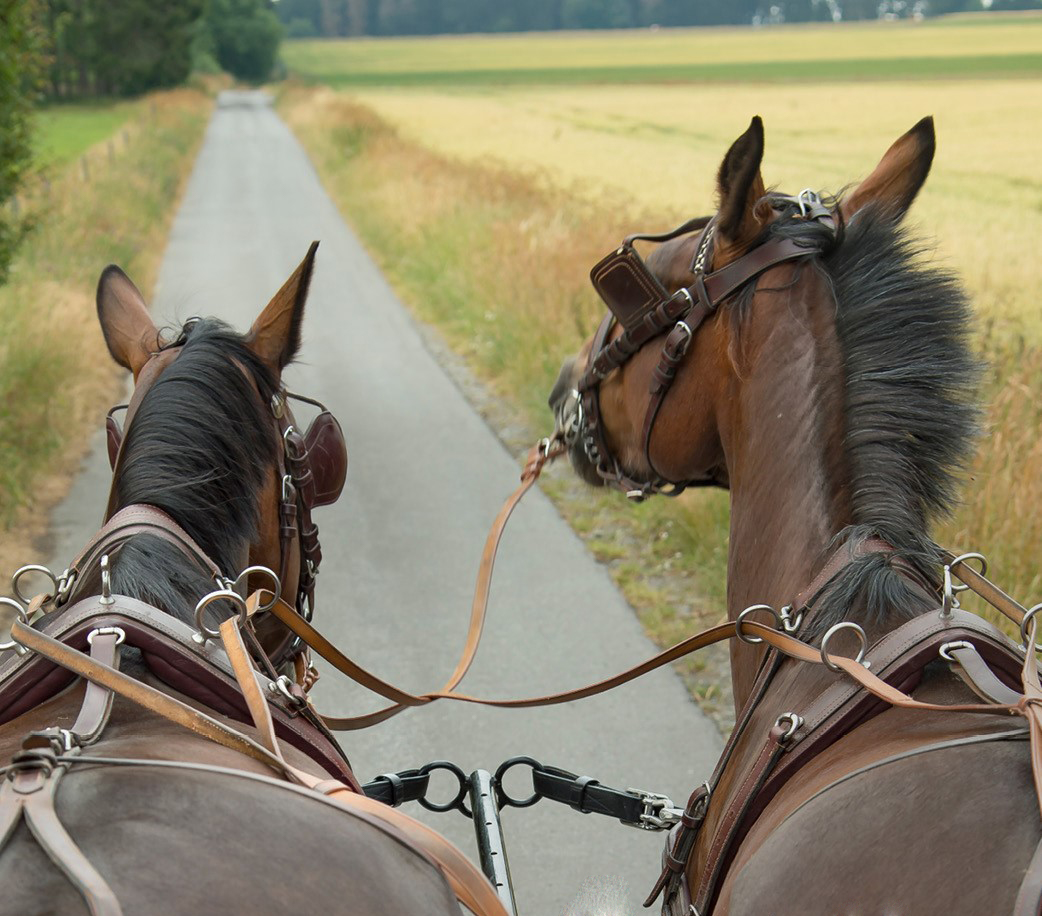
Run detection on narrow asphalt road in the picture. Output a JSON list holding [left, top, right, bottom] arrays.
[[48, 90, 724, 915]]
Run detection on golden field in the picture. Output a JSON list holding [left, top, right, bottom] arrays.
[[346, 80, 1041, 334], [281, 18, 1042, 681]]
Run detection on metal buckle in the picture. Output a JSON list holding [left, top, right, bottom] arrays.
[[87, 626, 126, 647], [774, 712, 804, 746], [268, 674, 307, 708], [624, 789, 684, 831], [778, 604, 803, 633], [796, 188, 820, 217]]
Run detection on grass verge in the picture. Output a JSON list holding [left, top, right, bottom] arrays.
[[0, 89, 213, 577]]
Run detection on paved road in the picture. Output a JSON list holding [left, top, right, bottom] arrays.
[[48, 90, 723, 915]]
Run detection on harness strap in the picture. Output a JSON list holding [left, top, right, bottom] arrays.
[[10, 614, 509, 916], [0, 632, 125, 916], [0, 767, 122, 916]]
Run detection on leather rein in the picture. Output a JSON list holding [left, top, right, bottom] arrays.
[[567, 192, 834, 501]]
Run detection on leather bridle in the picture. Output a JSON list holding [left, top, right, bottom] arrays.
[[564, 192, 835, 501], [98, 344, 348, 669]]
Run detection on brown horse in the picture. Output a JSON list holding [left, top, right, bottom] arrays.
[[0, 246, 493, 916], [549, 118, 1041, 914]]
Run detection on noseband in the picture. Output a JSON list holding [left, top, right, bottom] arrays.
[[569, 191, 835, 501], [102, 344, 348, 666]]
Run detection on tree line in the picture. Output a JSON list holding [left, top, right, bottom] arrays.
[[276, 0, 1039, 37], [40, 0, 282, 99]]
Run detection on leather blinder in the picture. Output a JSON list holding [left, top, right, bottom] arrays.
[[590, 244, 671, 333], [301, 410, 348, 508]]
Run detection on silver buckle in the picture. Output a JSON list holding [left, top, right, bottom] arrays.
[[625, 789, 683, 831]]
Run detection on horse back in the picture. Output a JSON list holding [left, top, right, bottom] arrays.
[[0, 762, 463, 916]]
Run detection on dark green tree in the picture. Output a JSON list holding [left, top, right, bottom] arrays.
[[0, 0, 44, 284], [205, 0, 283, 82], [91, 1, 203, 95]]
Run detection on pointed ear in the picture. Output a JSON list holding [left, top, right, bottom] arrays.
[[840, 117, 935, 224], [714, 116, 768, 264], [96, 265, 160, 378], [247, 241, 318, 372]]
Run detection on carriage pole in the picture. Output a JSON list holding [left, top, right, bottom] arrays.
[[468, 769, 518, 915]]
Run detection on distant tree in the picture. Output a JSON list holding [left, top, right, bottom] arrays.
[[927, 0, 983, 11], [836, 0, 880, 18], [275, 0, 323, 34], [90, 1, 203, 95], [562, 0, 634, 28], [205, 0, 283, 81], [989, 0, 1040, 8], [782, 0, 835, 19], [0, 0, 44, 284], [40, 0, 205, 98]]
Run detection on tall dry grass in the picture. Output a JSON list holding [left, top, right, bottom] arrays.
[[0, 89, 212, 575]]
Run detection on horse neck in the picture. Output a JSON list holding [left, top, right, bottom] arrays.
[[721, 268, 854, 711]]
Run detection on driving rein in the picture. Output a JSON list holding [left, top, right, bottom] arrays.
[[568, 191, 834, 501]]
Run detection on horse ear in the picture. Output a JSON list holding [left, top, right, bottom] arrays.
[[714, 116, 768, 263], [840, 116, 935, 224], [247, 241, 319, 372], [96, 265, 160, 378]]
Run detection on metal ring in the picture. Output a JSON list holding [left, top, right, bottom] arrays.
[[736, 605, 781, 645], [0, 598, 29, 652], [939, 565, 956, 619], [1020, 604, 1042, 652], [417, 760, 470, 815], [233, 566, 281, 613], [193, 589, 248, 641], [939, 640, 974, 663], [819, 621, 868, 673], [493, 756, 543, 809], [947, 552, 987, 592], [11, 565, 58, 605]]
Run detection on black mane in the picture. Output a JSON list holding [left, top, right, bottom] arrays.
[[109, 319, 279, 625], [742, 200, 980, 635]]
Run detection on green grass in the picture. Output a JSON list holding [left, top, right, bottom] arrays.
[[34, 102, 139, 168], [286, 53, 1042, 88], [282, 14, 1042, 87]]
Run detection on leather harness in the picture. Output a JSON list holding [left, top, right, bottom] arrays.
[[574, 193, 834, 500], [3, 439, 1042, 913], [100, 340, 348, 669]]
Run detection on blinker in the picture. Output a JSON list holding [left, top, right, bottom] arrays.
[[589, 243, 671, 334]]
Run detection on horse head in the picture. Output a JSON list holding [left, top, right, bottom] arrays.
[[93, 242, 347, 668], [550, 117, 979, 707]]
